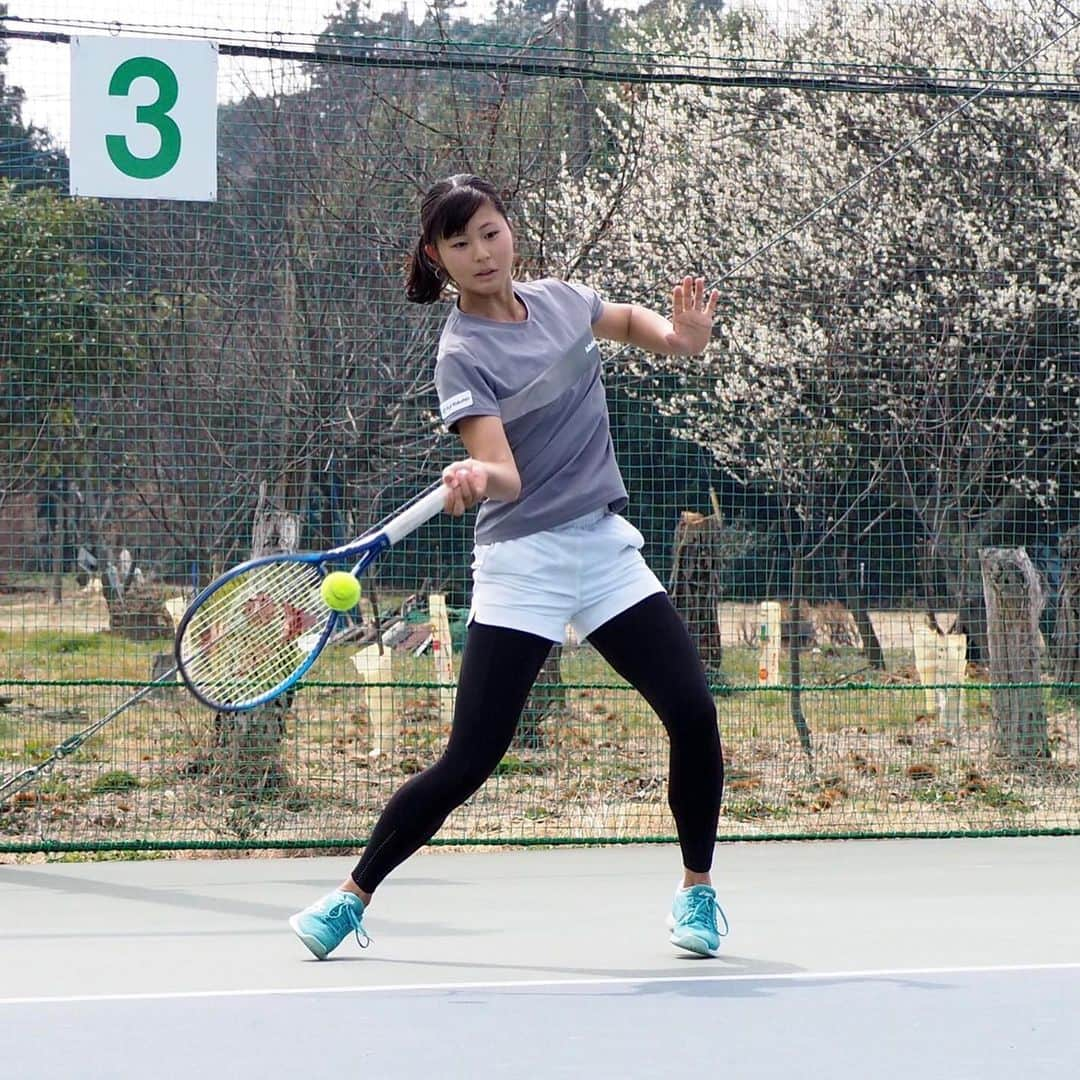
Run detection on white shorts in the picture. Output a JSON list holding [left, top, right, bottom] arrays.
[[469, 509, 666, 644]]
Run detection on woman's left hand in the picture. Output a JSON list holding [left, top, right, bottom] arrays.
[[666, 275, 719, 355]]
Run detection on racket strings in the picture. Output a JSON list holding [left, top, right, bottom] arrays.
[[178, 560, 332, 707]]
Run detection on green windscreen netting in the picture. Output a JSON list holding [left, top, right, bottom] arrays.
[[2, 0, 1079, 852]]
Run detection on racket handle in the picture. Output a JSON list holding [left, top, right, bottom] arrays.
[[381, 484, 449, 546]]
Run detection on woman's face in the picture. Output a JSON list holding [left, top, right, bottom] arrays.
[[428, 203, 514, 297]]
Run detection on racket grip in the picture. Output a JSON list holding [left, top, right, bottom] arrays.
[[381, 484, 450, 546]]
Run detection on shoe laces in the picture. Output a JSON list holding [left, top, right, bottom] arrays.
[[684, 888, 730, 939], [323, 898, 371, 949]]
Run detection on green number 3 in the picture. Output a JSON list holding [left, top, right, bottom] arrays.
[[106, 57, 182, 179]]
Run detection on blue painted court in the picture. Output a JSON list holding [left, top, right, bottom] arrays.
[[2, 837, 1078, 1077]]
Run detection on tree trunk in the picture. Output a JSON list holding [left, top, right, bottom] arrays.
[[979, 547, 1049, 762], [835, 545, 886, 668], [200, 488, 299, 797], [788, 595, 814, 763], [787, 552, 813, 763], [921, 529, 990, 662], [670, 511, 724, 673], [568, 0, 592, 176], [98, 542, 174, 641], [103, 581, 175, 640], [1053, 526, 1080, 690], [953, 584, 990, 665], [49, 481, 65, 605]]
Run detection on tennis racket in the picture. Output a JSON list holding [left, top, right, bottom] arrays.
[[174, 482, 448, 712]]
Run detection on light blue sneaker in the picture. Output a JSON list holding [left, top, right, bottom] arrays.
[[668, 884, 729, 957], [289, 890, 370, 960]]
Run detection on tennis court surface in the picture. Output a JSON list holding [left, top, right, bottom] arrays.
[[3, 836, 1078, 1078]]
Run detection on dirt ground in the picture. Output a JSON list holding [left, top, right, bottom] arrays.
[[6, 586, 1075, 854], [0, 583, 114, 634], [717, 603, 944, 651], [3, 683, 1078, 853], [0, 587, 933, 652]]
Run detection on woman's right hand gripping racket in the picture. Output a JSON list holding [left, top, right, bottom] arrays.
[[174, 482, 449, 712]]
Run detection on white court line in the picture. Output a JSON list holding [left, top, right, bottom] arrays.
[[2, 960, 1080, 1007]]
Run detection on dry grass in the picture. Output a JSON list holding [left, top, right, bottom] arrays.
[[2, 582, 1078, 852]]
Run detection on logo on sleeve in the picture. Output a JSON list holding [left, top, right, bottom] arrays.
[[440, 390, 474, 420]]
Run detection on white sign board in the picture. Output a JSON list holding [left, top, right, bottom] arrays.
[[70, 36, 218, 201]]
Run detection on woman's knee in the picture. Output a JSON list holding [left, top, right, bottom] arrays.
[[429, 746, 501, 803], [668, 705, 723, 783], [662, 686, 718, 738]]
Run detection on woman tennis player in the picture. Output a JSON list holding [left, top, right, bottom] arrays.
[[290, 174, 727, 958]]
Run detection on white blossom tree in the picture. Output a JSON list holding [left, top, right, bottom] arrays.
[[528, 0, 1080, 662]]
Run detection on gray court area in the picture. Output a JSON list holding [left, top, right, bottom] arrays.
[[2, 836, 1079, 1078]]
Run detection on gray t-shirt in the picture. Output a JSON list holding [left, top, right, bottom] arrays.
[[435, 277, 628, 543]]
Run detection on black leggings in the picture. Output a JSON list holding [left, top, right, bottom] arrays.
[[351, 592, 724, 893]]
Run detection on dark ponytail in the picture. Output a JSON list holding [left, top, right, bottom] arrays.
[[404, 174, 510, 304], [405, 237, 448, 304]]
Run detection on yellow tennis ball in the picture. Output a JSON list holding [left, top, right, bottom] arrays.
[[321, 571, 361, 612]]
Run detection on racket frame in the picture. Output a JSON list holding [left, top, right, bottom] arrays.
[[174, 484, 447, 712]]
